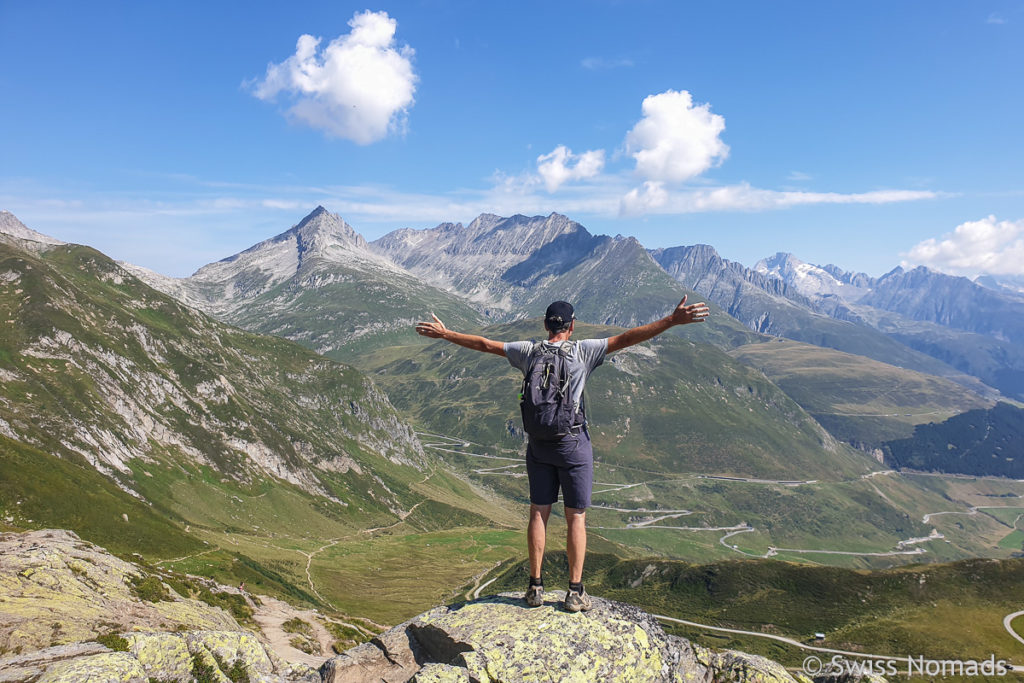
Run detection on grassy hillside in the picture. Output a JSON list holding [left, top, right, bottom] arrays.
[[729, 340, 993, 446], [0, 236, 528, 624], [0, 240, 425, 496], [0, 436, 198, 558], [220, 254, 486, 364], [363, 319, 868, 482], [354, 319, 1024, 569], [522, 237, 761, 351]]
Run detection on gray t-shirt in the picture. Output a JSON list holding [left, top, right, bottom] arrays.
[[504, 338, 608, 419]]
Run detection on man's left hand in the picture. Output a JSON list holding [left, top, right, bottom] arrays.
[[669, 295, 710, 325]]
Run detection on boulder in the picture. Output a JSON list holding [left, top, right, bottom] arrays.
[[321, 592, 826, 683]]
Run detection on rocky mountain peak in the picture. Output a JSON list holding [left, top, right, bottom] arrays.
[[650, 243, 722, 266], [822, 263, 875, 289], [474, 212, 589, 254], [189, 206, 374, 288], [465, 212, 504, 232], [0, 210, 65, 246], [756, 251, 871, 302], [754, 251, 803, 276], [291, 205, 367, 254], [976, 273, 1024, 299], [879, 265, 907, 280]]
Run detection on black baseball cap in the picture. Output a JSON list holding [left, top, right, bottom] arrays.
[[544, 301, 575, 331]]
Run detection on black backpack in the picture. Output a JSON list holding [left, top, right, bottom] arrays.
[[519, 341, 577, 440]]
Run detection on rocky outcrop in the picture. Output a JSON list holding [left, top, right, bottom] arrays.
[[0, 530, 238, 654], [0, 529, 318, 682], [320, 593, 824, 683], [2, 630, 317, 683]]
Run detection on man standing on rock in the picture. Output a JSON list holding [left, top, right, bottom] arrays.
[[415, 297, 709, 611]]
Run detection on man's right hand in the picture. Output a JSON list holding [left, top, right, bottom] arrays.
[[415, 313, 448, 339]]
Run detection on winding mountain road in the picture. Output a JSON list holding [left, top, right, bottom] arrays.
[[1005, 611, 1024, 648]]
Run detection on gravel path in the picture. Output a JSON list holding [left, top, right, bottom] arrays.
[[252, 595, 335, 669]]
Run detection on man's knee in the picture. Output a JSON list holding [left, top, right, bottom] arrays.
[[565, 506, 586, 524], [530, 503, 552, 520]]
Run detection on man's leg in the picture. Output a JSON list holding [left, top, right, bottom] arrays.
[[565, 506, 586, 583], [528, 503, 552, 579]]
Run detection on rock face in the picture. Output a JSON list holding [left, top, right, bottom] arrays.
[[0, 529, 316, 682], [0, 529, 238, 654], [122, 206, 485, 362], [2, 630, 317, 683], [321, 593, 820, 683], [0, 211, 64, 248]]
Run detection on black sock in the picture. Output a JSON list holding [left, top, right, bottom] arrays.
[[569, 581, 583, 593], [529, 576, 543, 587]]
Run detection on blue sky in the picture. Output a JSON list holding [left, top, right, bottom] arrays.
[[2, 1, 1022, 278]]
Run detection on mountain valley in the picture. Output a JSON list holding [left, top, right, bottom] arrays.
[[2, 206, 1024, 673]]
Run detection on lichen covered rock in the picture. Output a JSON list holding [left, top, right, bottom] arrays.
[[410, 663, 471, 682], [36, 651, 147, 682], [706, 649, 814, 683], [0, 529, 237, 653], [125, 632, 191, 681], [321, 592, 834, 683], [12, 630, 317, 683]]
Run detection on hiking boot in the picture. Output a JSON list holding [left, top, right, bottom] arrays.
[[525, 584, 545, 607], [563, 587, 593, 613]]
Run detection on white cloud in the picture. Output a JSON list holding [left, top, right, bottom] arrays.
[[536, 145, 606, 192], [903, 215, 1024, 276], [250, 10, 417, 144], [787, 170, 813, 181], [624, 90, 729, 184], [620, 183, 937, 216], [619, 181, 668, 215], [987, 12, 1007, 24]]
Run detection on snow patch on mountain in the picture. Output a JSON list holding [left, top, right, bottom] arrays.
[[754, 252, 870, 302]]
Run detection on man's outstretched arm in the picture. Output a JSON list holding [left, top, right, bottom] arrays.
[[606, 295, 709, 354], [415, 313, 507, 356]]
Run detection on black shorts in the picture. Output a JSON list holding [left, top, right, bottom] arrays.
[[525, 428, 594, 510]]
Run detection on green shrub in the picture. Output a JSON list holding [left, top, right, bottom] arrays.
[[289, 636, 316, 655], [129, 574, 170, 603], [281, 617, 314, 636], [214, 653, 251, 683], [190, 653, 219, 683], [95, 633, 129, 652]]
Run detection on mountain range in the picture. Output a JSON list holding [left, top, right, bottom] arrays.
[[6, 205, 1021, 460], [3, 205, 1024, 625], [110, 207, 1024, 403]]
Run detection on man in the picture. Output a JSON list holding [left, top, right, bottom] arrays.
[[415, 296, 709, 611]]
